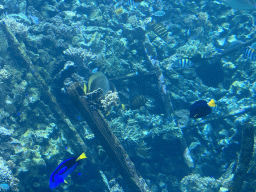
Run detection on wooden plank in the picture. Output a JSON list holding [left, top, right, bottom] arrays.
[[67, 83, 151, 192], [1, 21, 87, 154]]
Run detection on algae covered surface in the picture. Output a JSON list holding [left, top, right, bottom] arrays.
[[0, 0, 256, 191]]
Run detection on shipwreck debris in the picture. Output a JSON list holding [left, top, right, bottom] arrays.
[[67, 83, 151, 192]]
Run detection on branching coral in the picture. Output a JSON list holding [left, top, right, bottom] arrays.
[[2, 17, 30, 35], [63, 46, 98, 63], [176, 40, 217, 58], [101, 91, 119, 112], [0, 130, 19, 191], [181, 174, 221, 192]]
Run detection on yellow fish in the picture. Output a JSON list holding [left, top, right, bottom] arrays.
[[207, 99, 216, 107], [115, 7, 124, 15], [83, 83, 87, 94], [121, 104, 125, 111]]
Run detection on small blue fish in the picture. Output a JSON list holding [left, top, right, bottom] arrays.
[[226, 40, 244, 50], [173, 59, 194, 68], [151, 11, 165, 17], [92, 68, 98, 73], [0, 183, 9, 190], [244, 47, 256, 60], [49, 152, 87, 189], [29, 15, 40, 25], [221, 0, 256, 9]]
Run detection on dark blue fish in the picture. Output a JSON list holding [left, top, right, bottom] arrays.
[[49, 152, 87, 189], [189, 100, 215, 119], [244, 47, 256, 60]]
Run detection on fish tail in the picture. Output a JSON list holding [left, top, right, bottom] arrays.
[[121, 104, 125, 111], [76, 152, 87, 161], [208, 99, 216, 107], [83, 83, 87, 94]]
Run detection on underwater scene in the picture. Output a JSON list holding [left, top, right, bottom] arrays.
[[1, 0, 256, 191]]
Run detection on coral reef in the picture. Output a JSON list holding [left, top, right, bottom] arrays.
[[0, 157, 19, 191], [63, 46, 98, 64], [0, 126, 20, 191], [181, 174, 221, 192], [100, 170, 124, 192], [2, 16, 30, 35], [0, 0, 255, 191], [101, 91, 119, 112]]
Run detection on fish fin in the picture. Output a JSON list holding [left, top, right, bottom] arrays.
[[58, 166, 68, 175], [106, 111, 111, 116], [208, 99, 216, 107], [83, 83, 87, 94], [251, 42, 256, 49], [64, 180, 68, 184], [76, 152, 87, 161], [121, 104, 125, 111]]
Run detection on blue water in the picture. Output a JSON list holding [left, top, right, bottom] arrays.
[[0, 0, 255, 191]]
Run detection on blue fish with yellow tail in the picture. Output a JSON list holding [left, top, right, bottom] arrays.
[[49, 152, 87, 189], [189, 99, 216, 119]]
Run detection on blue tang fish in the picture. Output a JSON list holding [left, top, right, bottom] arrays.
[[189, 100, 216, 119], [49, 152, 87, 189]]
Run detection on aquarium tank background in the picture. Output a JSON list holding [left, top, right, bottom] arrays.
[[0, 0, 255, 191]]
